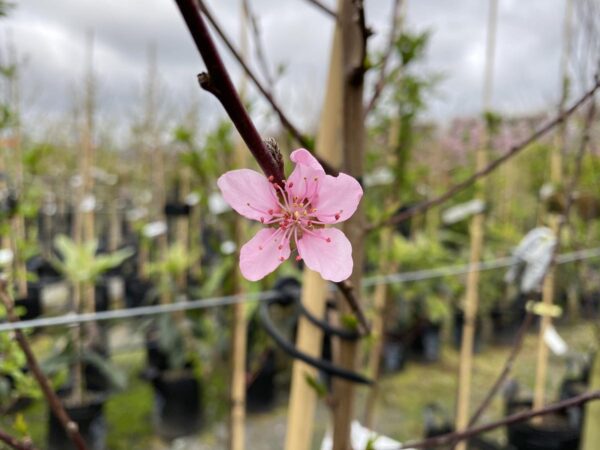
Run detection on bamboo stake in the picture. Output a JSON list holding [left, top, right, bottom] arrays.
[[363, 227, 394, 428], [7, 37, 27, 298], [454, 2, 497, 448], [284, 16, 345, 450], [532, 0, 573, 412], [229, 3, 249, 449], [331, 0, 366, 448], [582, 350, 600, 450]]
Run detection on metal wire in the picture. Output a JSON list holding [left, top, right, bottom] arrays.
[[1, 246, 599, 333]]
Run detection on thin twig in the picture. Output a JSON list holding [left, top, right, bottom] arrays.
[[335, 280, 371, 335], [368, 76, 600, 232], [0, 427, 37, 450], [301, 0, 337, 19], [175, 0, 285, 185], [468, 312, 533, 426], [397, 390, 600, 449], [364, 0, 403, 115], [196, 0, 336, 171], [0, 284, 89, 450], [242, 0, 275, 88], [452, 76, 598, 447]]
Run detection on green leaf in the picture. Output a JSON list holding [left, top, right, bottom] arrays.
[[303, 373, 327, 398]]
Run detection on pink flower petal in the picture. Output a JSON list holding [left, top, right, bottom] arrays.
[[240, 228, 291, 281], [315, 173, 363, 223], [297, 228, 353, 282], [286, 160, 324, 201], [217, 169, 278, 221], [240, 228, 290, 281], [290, 148, 324, 171]]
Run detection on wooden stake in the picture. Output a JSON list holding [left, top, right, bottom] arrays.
[[284, 13, 345, 450], [582, 347, 600, 450], [533, 0, 572, 412], [7, 37, 27, 298], [363, 227, 394, 428], [331, 0, 366, 447], [229, 4, 249, 449], [455, 2, 497, 448]]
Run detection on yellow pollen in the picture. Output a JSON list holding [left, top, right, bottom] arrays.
[[294, 211, 300, 219]]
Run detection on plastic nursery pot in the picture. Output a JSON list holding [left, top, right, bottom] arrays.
[[411, 321, 442, 363], [381, 337, 407, 373], [124, 277, 155, 309], [453, 309, 483, 353], [151, 369, 203, 440], [505, 399, 581, 450], [164, 202, 191, 217], [246, 349, 278, 413], [489, 294, 528, 345], [47, 394, 106, 450]]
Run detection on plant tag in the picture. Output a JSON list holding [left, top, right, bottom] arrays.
[[505, 227, 556, 292], [544, 325, 568, 356], [41, 281, 71, 316], [208, 192, 230, 215], [321, 421, 405, 450], [185, 192, 201, 206], [80, 194, 96, 212], [0, 248, 14, 265], [442, 199, 486, 225], [142, 221, 167, 238], [526, 301, 562, 318]]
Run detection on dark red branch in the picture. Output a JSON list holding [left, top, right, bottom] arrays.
[[467, 313, 533, 427], [195, 0, 338, 175], [302, 0, 337, 19], [398, 390, 600, 449], [175, 0, 285, 184], [364, 0, 403, 115], [0, 427, 37, 450], [0, 285, 89, 450]]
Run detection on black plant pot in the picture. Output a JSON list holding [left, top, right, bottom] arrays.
[[412, 322, 442, 363], [151, 370, 203, 440], [14, 291, 42, 321], [453, 310, 483, 353], [164, 202, 191, 217], [490, 295, 527, 345], [125, 277, 155, 308], [144, 337, 170, 376], [506, 399, 581, 450], [246, 350, 277, 413], [381, 338, 407, 373], [47, 395, 106, 450]]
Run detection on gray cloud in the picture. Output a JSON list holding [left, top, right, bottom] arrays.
[[2, 0, 582, 139]]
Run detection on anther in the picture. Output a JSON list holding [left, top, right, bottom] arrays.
[[279, 256, 285, 262], [326, 238, 331, 243], [295, 255, 302, 261]]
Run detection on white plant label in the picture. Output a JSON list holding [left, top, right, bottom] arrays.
[[80, 194, 96, 212], [321, 421, 406, 450], [544, 325, 568, 356], [505, 227, 556, 292], [208, 192, 230, 215], [0, 248, 14, 265], [185, 192, 201, 206], [442, 199, 486, 225], [143, 221, 167, 238], [41, 282, 71, 316]]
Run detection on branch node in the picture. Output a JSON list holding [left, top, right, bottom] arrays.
[[197, 72, 219, 96], [263, 138, 284, 180]]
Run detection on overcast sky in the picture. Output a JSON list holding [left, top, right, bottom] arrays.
[[2, 0, 591, 140]]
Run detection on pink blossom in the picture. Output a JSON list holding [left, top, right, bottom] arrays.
[[217, 148, 363, 282]]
